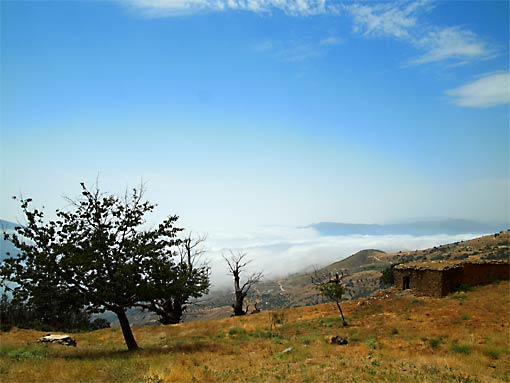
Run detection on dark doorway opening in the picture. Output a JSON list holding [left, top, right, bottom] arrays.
[[403, 276, 410, 290]]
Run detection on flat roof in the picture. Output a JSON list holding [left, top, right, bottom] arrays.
[[394, 259, 509, 271]]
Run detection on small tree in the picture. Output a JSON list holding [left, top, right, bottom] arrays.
[[137, 233, 210, 324], [380, 264, 396, 286], [1, 182, 183, 351], [224, 251, 262, 316], [312, 270, 348, 326]]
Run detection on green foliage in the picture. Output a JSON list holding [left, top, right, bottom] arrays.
[[3, 347, 47, 361], [391, 328, 399, 335], [0, 182, 209, 350], [318, 282, 345, 302], [0, 293, 93, 333], [483, 345, 503, 360], [454, 284, 473, 293], [365, 338, 378, 349], [429, 338, 442, 349], [380, 265, 395, 286], [450, 343, 472, 355], [228, 327, 247, 337]]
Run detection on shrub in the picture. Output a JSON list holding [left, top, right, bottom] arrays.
[[228, 327, 247, 337], [483, 346, 503, 360], [429, 338, 441, 349], [391, 328, 399, 335], [5, 348, 47, 361], [454, 284, 473, 293], [450, 343, 472, 355], [365, 338, 378, 349]]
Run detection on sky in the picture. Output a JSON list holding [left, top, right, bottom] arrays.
[[1, 1, 509, 276]]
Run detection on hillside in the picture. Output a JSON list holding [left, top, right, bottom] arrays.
[[1, 282, 508, 382], [190, 231, 509, 321]]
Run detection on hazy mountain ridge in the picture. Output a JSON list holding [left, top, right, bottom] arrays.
[[309, 219, 506, 236]]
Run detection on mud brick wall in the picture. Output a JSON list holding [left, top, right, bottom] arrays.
[[440, 268, 463, 296], [461, 263, 510, 286]]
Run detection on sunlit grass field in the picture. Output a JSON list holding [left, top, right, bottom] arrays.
[[1, 282, 509, 382]]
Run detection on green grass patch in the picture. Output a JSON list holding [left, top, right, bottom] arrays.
[[228, 327, 247, 337], [365, 338, 378, 350], [450, 343, 472, 355], [483, 345, 503, 360], [2, 347, 47, 361], [428, 338, 442, 349], [454, 284, 473, 293]]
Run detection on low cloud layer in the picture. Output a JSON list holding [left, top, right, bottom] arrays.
[[203, 226, 486, 290]]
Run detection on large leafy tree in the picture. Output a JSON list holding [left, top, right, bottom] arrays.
[[1, 183, 184, 351], [137, 233, 210, 324]]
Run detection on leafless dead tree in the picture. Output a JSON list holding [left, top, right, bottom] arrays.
[[223, 251, 263, 316]]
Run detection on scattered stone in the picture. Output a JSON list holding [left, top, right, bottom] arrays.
[[330, 336, 348, 345], [37, 334, 77, 347]]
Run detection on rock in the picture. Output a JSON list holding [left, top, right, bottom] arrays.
[[330, 336, 348, 345], [38, 334, 77, 347], [281, 347, 293, 354]]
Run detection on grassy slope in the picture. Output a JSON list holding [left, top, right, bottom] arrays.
[[1, 281, 509, 383]]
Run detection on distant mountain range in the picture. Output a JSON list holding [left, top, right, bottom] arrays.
[[0, 220, 21, 262], [309, 219, 506, 236]]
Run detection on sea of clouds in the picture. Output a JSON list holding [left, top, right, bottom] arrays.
[[201, 226, 486, 290]]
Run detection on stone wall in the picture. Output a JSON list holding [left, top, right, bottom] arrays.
[[394, 269, 444, 297], [394, 261, 509, 297]]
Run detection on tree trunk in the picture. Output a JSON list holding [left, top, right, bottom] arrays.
[[115, 309, 139, 351], [159, 300, 183, 325], [336, 301, 348, 326], [233, 291, 246, 316]]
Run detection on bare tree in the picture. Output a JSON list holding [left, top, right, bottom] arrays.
[[223, 251, 263, 316], [312, 269, 349, 326]]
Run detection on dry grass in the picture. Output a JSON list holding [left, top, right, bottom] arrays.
[[1, 282, 509, 382]]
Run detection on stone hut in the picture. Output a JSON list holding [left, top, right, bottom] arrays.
[[393, 260, 510, 297]]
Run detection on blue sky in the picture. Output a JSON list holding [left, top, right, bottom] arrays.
[[1, 0, 509, 234]]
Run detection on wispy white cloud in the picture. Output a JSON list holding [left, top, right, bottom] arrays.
[[127, 1, 497, 68], [346, 0, 429, 39], [126, 0, 336, 17], [410, 26, 493, 65], [253, 36, 341, 62], [346, 1, 494, 66], [446, 72, 510, 108]]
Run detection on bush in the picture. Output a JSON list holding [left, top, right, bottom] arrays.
[[429, 338, 442, 349], [228, 327, 247, 337], [379, 265, 395, 285], [483, 346, 502, 360], [454, 284, 473, 293], [365, 338, 378, 349], [5, 348, 47, 361], [450, 343, 472, 355]]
